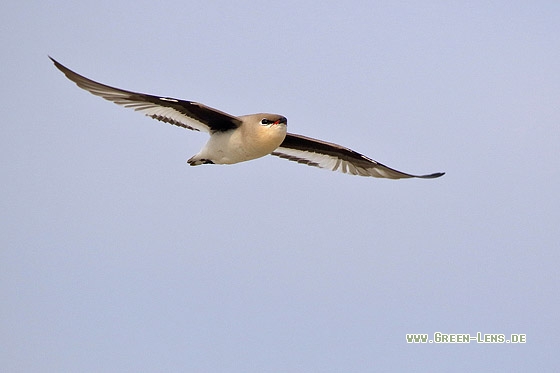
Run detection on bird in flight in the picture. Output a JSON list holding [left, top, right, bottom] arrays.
[[50, 57, 444, 179]]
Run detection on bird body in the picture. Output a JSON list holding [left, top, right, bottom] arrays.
[[50, 57, 444, 180], [188, 114, 287, 165]]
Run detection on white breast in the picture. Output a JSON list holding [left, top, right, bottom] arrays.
[[194, 124, 287, 165]]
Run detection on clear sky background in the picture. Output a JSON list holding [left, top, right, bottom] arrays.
[[2, 1, 559, 371]]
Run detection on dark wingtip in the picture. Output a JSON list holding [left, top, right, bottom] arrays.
[[48, 56, 66, 73], [418, 172, 445, 179]]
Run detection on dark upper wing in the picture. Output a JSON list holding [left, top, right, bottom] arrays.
[[271, 133, 445, 179], [50, 57, 241, 133]]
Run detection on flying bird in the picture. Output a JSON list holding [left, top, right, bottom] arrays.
[[50, 57, 444, 179]]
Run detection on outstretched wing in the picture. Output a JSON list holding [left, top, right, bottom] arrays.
[[272, 133, 444, 179], [50, 57, 241, 133]]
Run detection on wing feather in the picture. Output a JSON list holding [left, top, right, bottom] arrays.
[[50, 57, 241, 133], [272, 133, 444, 179]]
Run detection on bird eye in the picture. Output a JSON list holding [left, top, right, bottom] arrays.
[[260, 118, 271, 125]]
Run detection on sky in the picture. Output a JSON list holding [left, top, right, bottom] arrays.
[[2, 1, 559, 371]]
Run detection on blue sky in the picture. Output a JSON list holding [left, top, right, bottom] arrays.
[[2, 1, 559, 371]]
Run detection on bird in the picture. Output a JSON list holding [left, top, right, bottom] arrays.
[[50, 57, 444, 179]]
